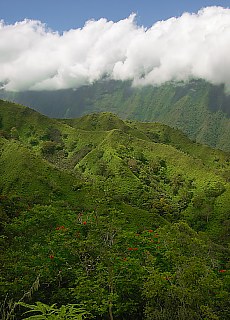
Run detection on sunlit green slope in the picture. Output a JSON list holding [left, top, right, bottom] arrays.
[[1, 79, 230, 151], [0, 100, 229, 320]]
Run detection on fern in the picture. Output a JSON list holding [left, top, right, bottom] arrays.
[[18, 302, 92, 319]]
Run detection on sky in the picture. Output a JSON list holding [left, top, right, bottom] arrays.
[[1, 0, 229, 32], [0, 1, 230, 92]]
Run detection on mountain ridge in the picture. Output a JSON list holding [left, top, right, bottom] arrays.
[[1, 79, 230, 152], [0, 99, 230, 320]]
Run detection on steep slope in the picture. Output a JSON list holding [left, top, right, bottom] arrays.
[[0, 137, 78, 203], [0, 99, 74, 144], [130, 121, 230, 169], [1, 79, 230, 151], [0, 101, 230, 320], [1, 100, 229, 235]]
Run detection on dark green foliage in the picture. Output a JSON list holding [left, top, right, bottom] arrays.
[[0, 101, 229, 319], [41, 141, 57, 155], [143, 222, 230, 320]]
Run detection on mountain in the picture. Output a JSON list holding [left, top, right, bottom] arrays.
[[0, 100, 229, 320], [1, 79, 230, 152]]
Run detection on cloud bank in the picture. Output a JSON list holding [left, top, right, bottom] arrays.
[[0, 6, 230, 91]]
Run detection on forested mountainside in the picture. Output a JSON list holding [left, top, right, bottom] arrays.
[[0, 99, 229, 319], [1, 79, 230, 152]]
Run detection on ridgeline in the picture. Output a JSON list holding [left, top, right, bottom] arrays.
[[0, 99, 229, 320]]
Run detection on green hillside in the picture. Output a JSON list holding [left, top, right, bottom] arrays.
[[1, 79, 230, 152], [0, 100, 229, 320]]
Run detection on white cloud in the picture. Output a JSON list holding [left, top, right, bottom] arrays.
[[0, 6, 230, 91]]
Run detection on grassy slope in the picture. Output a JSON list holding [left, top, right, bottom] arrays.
[[64, 113, 230, 239], [0, 100, 229, 238], [1, 80, 230, 152], [0, 137, 83, 204], [0, 101, 230, 319]]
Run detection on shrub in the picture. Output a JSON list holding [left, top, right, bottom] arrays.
[[41, 141, 57, 155]]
